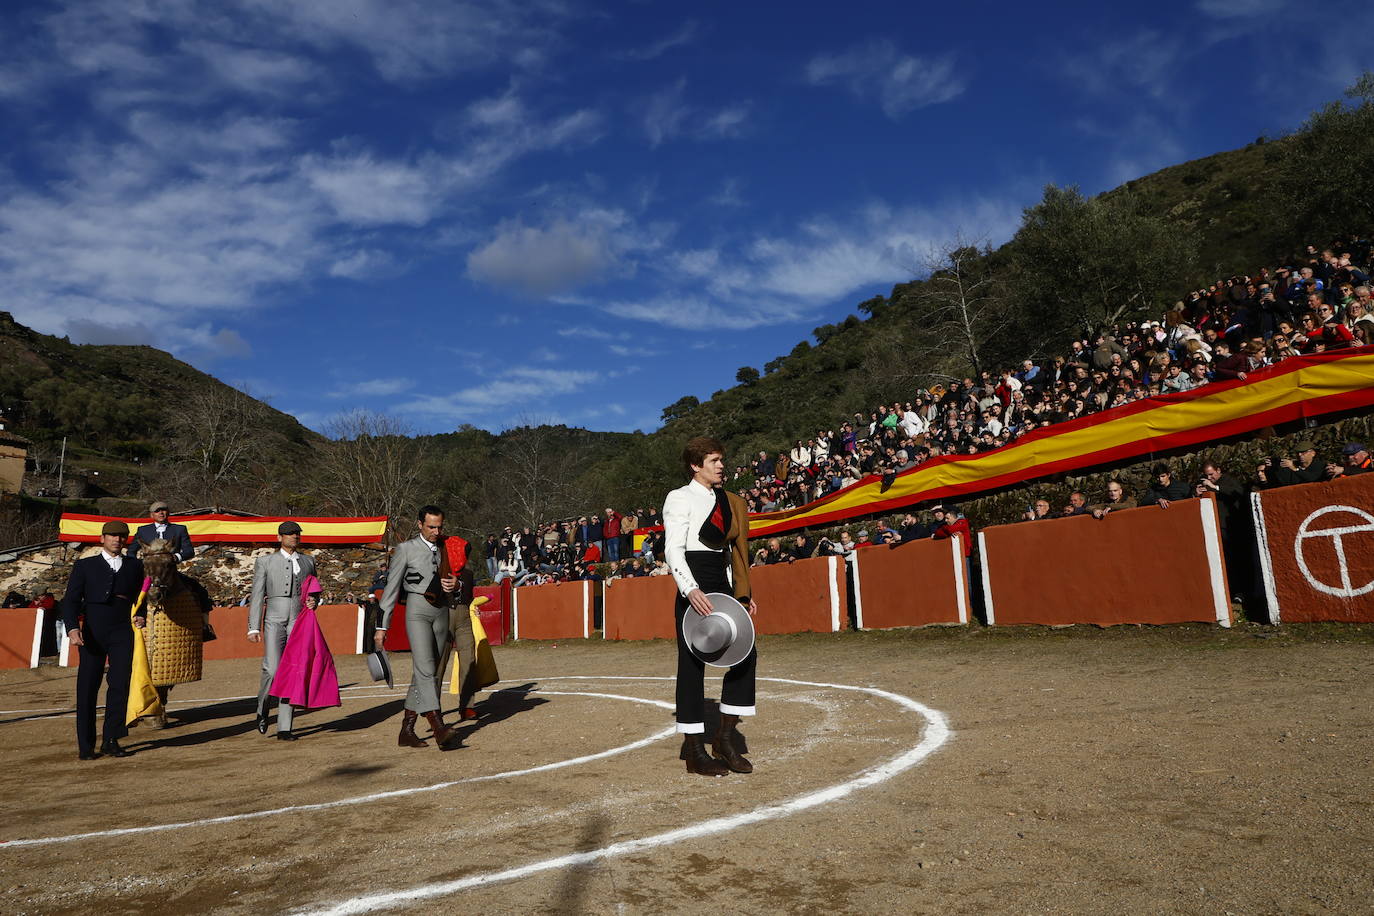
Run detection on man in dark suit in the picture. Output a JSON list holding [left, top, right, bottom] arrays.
[[61, 520, 146, 760], [128, 501, 194, 562]]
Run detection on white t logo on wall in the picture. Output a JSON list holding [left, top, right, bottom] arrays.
[[1294, 505, 1374, 598]]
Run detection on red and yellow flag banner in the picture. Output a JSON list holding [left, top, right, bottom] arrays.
[[59, 514, 389, 545], [748, 348, 1374, 538]]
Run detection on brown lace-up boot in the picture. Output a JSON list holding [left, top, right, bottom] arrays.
[[680, 734, 729, 776], [710, 713, 753, 773], [423, 710, 459, 748], [397, 709, 428, 748]]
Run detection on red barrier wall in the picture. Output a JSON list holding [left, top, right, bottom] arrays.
[[61, 604, 364, 666], [474, 581, 512, 645], [749, 556, 847, 635], [0, 608, 42, 669], [851, 537, 970, 629], [512, 580, 592, 640], [603, 575, 679, 641], [1253, 474, 1374, 623], [978, 497, 1232, 627]]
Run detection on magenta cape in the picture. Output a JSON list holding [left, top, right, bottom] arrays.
[[269, 605, 341, 709]]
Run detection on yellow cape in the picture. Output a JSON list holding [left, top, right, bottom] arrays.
[[449, 597, 499, 694], [126, 588, 163, 725]]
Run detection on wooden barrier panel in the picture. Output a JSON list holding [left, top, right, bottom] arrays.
[[474, 581, 512, 645], [603, 575, 679, 641], [851, 537, 970, 629], [978, 497, 1232, 627], [1253, 474, 1374, 623], [0, 608, 43, 669], [61, 605, 364, 666], [512, 580, 592, 640], [749, 556, 847, 635]]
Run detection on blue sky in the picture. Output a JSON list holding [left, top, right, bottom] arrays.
[[2, 0, 1370, 436]]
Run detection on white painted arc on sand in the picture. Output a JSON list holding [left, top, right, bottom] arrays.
[[0, 689, 675, 849], [301, 676, 952, 916]]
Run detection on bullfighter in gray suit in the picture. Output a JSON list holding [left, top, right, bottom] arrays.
[[378, 505, 461, 750], [248, 520, 315, 741]]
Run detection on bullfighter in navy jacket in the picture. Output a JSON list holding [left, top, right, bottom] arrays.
[[61, 520, 145, 760]]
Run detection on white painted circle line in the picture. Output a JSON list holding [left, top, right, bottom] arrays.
[[0, 689, 674, 849], [300, 676, 952, 916]]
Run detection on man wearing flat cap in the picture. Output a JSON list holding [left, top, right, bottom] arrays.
[[61, 520, 145, 759], [248, 521, 315, 741], [128, 501, 194, 562]]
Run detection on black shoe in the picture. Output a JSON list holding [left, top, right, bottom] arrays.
[[99, 739, 131, 758], [256, 712, 269, 735], [78, 749, 100, 761], [276, 730, 298, 741]]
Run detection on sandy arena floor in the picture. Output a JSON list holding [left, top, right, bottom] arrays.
[[1, 624, 1372, 915]]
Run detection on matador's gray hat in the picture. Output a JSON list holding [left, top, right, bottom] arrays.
[[366, 648, 394, 688], [682, 593, 755, 669]]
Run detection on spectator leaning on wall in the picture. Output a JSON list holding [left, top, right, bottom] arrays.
[[1146, 463, 1193, 509]]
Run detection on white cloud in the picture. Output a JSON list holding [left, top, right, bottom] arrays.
[[618, 20, 700, 61], [328, 248, 395, 279], [591, 195, 1025, 331], [299, 151, 447, 226], [329, 377, 417, 398], [397, 368, 597, 421], [467, 207, 663, 297], [643, 79, 692, 147], [0, 1, 603, 357], [1061, 31, 1184, 101], [182, 39, 323, 96], [640, 79, 751, 146], [467, 217, 621, 296], [555, 327, 627, 341], [806, 40, 964, 118]]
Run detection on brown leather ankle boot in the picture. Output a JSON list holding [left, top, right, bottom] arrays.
[[681, 734, 729, 776], [424, 710, 458, 748], [711, 714, 753, 773], [397, 709, 428, 748]]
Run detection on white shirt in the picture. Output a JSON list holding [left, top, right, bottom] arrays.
[[102, 548, 123, 573], [662, 479, 733, 598], [280, 548, 300, 576], [790, 446, 812, 468], [901, 410, 927, 436]]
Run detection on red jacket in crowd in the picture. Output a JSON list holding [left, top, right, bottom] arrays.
[[603, 511, 621, 539], [933, 517, 972, 556]]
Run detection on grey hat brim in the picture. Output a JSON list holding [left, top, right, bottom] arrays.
[[682, 592, 755, 669], [366, 649, 394, 688]]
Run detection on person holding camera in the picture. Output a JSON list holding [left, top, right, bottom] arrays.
[[1257, 440, 1324, 489]]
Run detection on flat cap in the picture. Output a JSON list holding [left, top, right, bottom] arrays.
[[149, 500, 170, 513], [1293, 440, 1316, 453], [278, 520, 303, 535], [102, 520, 130, 536]]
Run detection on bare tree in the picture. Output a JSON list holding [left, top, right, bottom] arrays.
[[158, 385, 258, 505], [914, 235, 1006, 379], [317, 410, 428, 542], [493, 421, 590, 529]]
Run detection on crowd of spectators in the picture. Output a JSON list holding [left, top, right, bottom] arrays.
[[474, 241, 1373, 584], [480, 508, 670, 587], [735, 241, 1374, 514]]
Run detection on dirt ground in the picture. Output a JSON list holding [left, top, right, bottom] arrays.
[[2, 623, 1372, 915]]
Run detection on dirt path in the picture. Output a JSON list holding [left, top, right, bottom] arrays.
[[2, 625, 1372, 915]]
